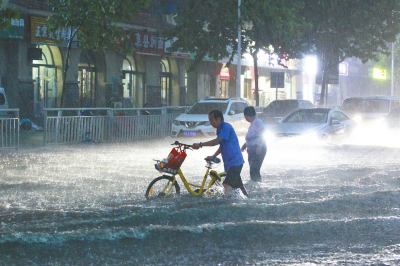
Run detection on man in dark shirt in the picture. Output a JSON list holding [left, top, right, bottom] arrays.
[[192, 109, 248, 197]]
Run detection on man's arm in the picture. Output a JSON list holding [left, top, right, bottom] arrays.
[[192, 137, 220, 149], [212, 147, 221, 157]]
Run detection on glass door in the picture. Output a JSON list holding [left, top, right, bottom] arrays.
[[78, 65, 96, 106], [32, 64, 57, 118]]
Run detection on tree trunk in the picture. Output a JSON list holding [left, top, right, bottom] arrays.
[[320, 65, 327, 106], [252, 48, 259, 106], [60, 28, 78, 107], [319, 53, 329, 106]]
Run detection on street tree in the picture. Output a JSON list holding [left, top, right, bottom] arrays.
[[302, 0, 400, 105], [167, 0, 238, 67], [167, 0, 310, 106], [47, 0, 149, 106], [242, 0, 309, 106]]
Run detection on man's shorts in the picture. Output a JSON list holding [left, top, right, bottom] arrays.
[[223, 164, 244, 189]]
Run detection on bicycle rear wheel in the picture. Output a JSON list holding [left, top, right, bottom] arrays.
[[145, 175, 180, 200]]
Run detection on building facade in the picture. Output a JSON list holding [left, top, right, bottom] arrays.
[[0, 0, 304, 123]]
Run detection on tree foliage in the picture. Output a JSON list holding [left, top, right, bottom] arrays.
[[242, 0, 310, 105], [0, 0, 19, 30], [243, 0, 310, 60], [302, 0, 400, 104], [167, 0, 238, 67], [168, 0, 400, 105], [168, 0, 309, 66]]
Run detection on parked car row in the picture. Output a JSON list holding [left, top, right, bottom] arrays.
[[171, 96, 400, 146]]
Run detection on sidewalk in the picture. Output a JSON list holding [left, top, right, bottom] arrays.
[[19, 130, 44, 148]]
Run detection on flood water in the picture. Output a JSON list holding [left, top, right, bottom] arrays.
[[1, 138, 400, 265]]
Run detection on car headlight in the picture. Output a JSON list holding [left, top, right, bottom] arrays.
[[173, 120, 180, 126], [353, 114, 363, 124], [263, 130, 276, 141]]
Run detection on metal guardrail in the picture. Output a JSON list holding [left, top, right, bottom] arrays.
[[0, 109, 19, 150], [43, 107, 189, 145]]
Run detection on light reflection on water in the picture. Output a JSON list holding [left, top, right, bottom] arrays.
[[0, 137, 400, 264]]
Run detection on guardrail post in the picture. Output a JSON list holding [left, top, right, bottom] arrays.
[[55, 110, 62, 144], [107, 108, 113, 142], [161, 107, 167, 136], [17, 110, 19, 150], [43, 110, 47, 146]]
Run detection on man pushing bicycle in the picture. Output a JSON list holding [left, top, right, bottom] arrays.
[[192, 109, 249, 197]]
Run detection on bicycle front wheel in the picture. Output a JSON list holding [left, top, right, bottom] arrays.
[[145, 175, 180, 200]]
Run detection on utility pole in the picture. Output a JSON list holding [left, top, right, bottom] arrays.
[[391, 41, 395, 97], [236, 0, 241, 98]]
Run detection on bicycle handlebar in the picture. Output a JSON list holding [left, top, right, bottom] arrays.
[[172, 140, 192, 149], [205, 157, 221, 164]]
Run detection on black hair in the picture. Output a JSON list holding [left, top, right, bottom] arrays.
[[208, 109, 224, 122], [244, 106, 256, 117]]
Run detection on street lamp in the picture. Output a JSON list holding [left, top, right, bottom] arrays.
[[236, 0, 241, 98]]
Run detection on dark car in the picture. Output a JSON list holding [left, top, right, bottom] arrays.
[[260, 99, 314, 124], [341, 96, 400, 123]]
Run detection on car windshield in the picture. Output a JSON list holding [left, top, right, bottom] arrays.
[[283, 109, 329, 124], [187, 102, 228, 114], [342, 98, 390, 113], [264, 100, 299, 116]]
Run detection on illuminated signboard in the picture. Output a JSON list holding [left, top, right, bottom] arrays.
[[31, 16, 78, 47], [133, 31, 164, 55], [372, 67, 387, 80]]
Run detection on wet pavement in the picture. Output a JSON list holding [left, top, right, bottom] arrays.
[[1, 138, 400, 264]]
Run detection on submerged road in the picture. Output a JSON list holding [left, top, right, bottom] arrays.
[[1, 138, 400, 265]]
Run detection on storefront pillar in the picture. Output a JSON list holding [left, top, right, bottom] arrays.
[[145, 55, 161, 106], [104, 51, 124, 107]]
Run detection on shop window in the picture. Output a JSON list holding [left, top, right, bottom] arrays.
[[121, 57, 145, 107], [219, 65, 230, 98], [160, 58, 171, 106], [244, 78, 252, 99], [32, 45, 57, 118]]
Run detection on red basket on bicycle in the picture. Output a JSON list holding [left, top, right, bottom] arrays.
[[165, 147, 187, 170]]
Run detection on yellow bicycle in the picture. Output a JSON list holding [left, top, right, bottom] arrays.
[[145, 141, 225, 200]]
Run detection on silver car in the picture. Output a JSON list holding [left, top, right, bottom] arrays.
[[260, 99, 314, 124], [269, 108, 354, 139]]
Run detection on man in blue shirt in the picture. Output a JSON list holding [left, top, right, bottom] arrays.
[[192, 110, 248, 197]]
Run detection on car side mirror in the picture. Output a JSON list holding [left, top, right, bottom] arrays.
[[228, 110, 235, 115]]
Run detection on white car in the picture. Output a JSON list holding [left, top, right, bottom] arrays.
[[269, 108, 354, 139], [171, 98, 249, 138]]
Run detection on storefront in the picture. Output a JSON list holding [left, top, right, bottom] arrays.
[[32, 45, 61, 117], [121, 56, 145, 107]]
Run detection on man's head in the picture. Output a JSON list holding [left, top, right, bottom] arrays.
[[244, 106, 256, 122], [208, 109, 224, 128]]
